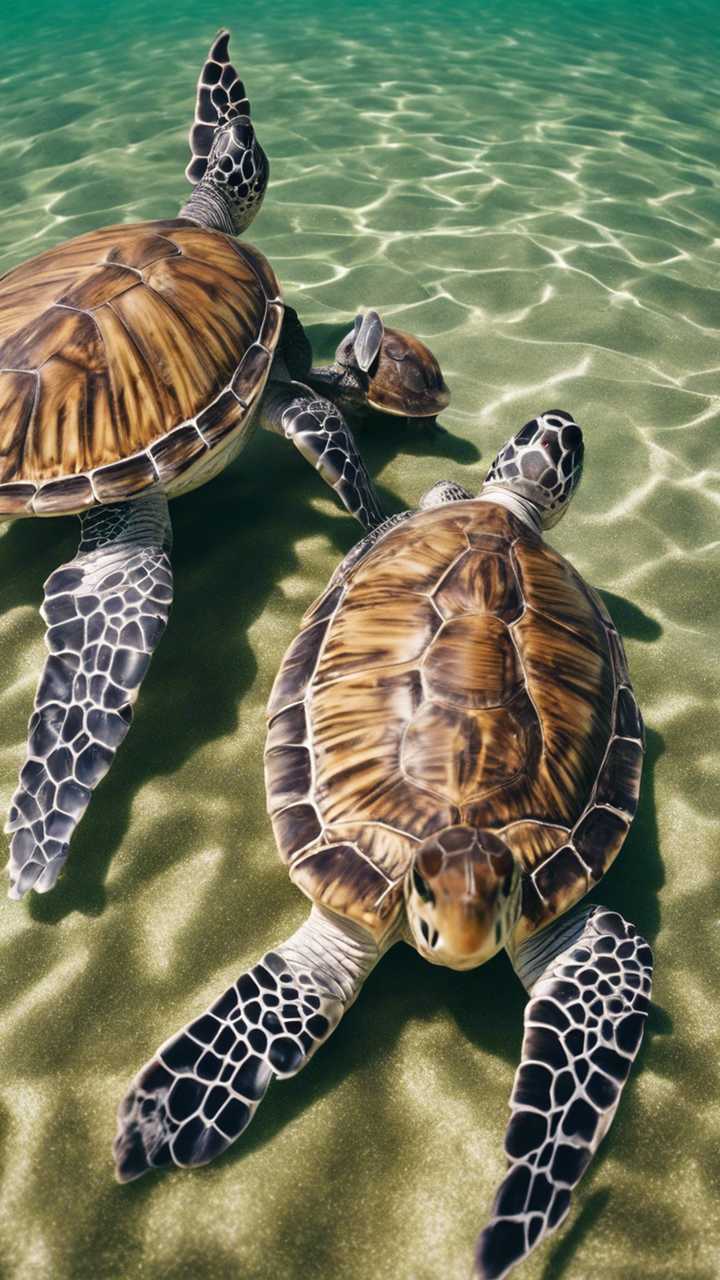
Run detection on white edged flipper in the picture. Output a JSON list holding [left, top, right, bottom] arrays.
[[259, 381, 384, 531], [186, 29, 252, 184], [474, 906, 653, 1279], [6, 493, 173, 899], [114, 908, 378, 1181]]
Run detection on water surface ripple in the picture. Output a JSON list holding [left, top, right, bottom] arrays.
[[0, 2, 718, 1278]]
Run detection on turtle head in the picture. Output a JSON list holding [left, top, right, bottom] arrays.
[[405, 827, 521, 970], [481, 411, 584, 529], [322, 312, 450, 422], [181, 30, 269, 236]]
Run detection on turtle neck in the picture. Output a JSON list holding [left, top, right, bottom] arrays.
[[477, 486, 543, 536]]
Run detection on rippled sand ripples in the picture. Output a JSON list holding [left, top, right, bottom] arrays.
[[0, 1, 718, 1277]]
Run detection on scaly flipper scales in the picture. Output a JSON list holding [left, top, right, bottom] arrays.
[[6, 493, 173, 899], [259, 381, 384, 531], [114, 908, 378, 1181], [475, 906, 653, 1279], [181, 30, 268, 236], [186, 30, 251, 184]]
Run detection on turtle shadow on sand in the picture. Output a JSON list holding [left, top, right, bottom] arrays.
[[0, 410, 478, 923]]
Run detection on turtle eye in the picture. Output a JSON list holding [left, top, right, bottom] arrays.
[[412, 867, 434, 904]]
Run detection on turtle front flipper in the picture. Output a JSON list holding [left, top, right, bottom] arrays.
[[474, 906, 653, 1280], [6, 493, 173, 899], [113, 907, 378, 1181], [259, 380, 384, 531], [180, 30, 269, 236]]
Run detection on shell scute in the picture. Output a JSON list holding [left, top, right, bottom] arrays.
[[265, 746, 313, 815], [271, 804, 322, 859], [573, 807, 628, 880], [34, 475, 94, 515], [266, 702, 307, 753], [310, 670, 421, 824], [26, 356, 88, 479], [1, 305, 101, 377], [93, 453, 157, 502], [291, 844, 393, 928], [401, 698, 534, 807], [143, 254, 258, 372], [463, 769, 568, 845], [607, 628, 630, 684], [500, 821, 571, 867], [231, 344, 271, 405], [259, 303, 284, 352], [324, 822, 415, 885], [150, 425, 207, 480], [0, 370, 38, 481], [88, 299, 184, 455], [57, 264, 140, 311], [195, 391, 243, 447], [301, 583, 344, 629], [594, 737, 643, 815], [0, 481, 34, 512], [422, 613, 522, 710], [513, 540, 605, 650], [104, 232, 181, 271], [347, 774, 458, 842], [433, 547, 523, 622], [315, 595, 440, 684], [266, 617, 328, 720], [511, 607, 614, 810], [347, 506, 467, 598], [531, 845, 590, 915], [615, 685, 643, 741]]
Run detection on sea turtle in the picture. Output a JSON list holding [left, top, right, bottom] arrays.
[[308, 309, 451, 428], [0, 31, 449, 900], [113, 410, 653, 1279]]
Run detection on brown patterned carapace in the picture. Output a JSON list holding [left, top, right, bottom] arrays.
[[0, 219, 282, 516], [265, 500, 643, 941]]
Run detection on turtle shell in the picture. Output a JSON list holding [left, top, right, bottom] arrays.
[[0, 219, 283, 517], [365, 327, 450, 418], [265, 500, 643, 942]]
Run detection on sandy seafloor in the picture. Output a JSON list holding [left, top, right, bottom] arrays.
[[0, 0, 719, 1277]]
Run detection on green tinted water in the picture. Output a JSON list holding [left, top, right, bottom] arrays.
[[0, 2, 718, 1278]]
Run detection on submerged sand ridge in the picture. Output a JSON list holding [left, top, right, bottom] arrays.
[[0, 0, 719, 1277]]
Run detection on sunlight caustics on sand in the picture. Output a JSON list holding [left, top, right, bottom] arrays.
[[0, 1, 718, 1277]]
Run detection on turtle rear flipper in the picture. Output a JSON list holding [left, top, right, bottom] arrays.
[[6, 493, 172, 899], [114, 908, 378, 1180], [474, 906, 653, 1280]]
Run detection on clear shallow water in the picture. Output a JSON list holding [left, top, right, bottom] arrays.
[[0, 2, 718, 1278]]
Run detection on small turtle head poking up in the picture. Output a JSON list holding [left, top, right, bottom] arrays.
[[314, 310, 450, 423], [405, 826, 521, 970]]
